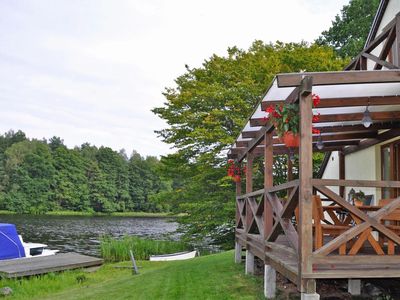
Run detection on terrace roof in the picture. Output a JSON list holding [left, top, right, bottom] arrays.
[[228, 70, 400, 161]]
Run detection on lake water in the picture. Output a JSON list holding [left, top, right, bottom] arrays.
[[0, 214, 178, 257]]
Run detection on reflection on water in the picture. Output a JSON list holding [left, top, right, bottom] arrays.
[[0, 214, 178, 257]]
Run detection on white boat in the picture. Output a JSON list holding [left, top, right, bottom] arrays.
[[149, 250, 197, 261], [18, 235, 59, 258], [0, 223, 58, 260]]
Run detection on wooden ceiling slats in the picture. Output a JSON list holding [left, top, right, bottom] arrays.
[[261, 96, 400, 110]]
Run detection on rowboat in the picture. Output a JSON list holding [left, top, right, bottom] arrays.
[[149, 250, 197, 261]]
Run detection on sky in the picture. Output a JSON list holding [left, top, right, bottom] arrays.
[[0, 0, 350, 157]]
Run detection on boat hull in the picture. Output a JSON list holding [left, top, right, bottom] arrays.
[[149, 250, 197, 261]]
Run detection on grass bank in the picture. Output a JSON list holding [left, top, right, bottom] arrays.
[[1, 251, 264, 300], [0, 210, 176, 218]]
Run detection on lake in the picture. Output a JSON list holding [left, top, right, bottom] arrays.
[[0, 214, 178, 257]]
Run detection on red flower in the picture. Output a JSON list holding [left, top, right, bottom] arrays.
[[266, 105, 275, 113], [312, 127, 321, 134], [312, 94, 320, 107], [272, 111, 281, 118], [312, 113, 320, 122]]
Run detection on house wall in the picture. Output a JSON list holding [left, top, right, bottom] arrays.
[[345, 147, 380, 205], [321, 152, 340, 195]]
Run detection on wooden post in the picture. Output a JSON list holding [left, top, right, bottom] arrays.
[[298, 76, 316, 294], [129, 250, 139, 275], [288, 154, 293, 182], [396, 15, 400, 67], [235, 162, 242, 264], [245, 152, 255, 274], [339, 151, 345, 198], [288, 153, 293, 197], [264, 132, 273, 238], [245, 153, 254, 233], [246, 153, 254, 194]]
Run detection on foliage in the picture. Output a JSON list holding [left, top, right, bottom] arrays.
[[0, 130, 168, 214], [153, 41, 346, 161], [100, 236, 189, 262], [1, 251, 264, 300], [153, 40, 346, 248], [264, 94, 321, 136], [316, 0, 380, 58]]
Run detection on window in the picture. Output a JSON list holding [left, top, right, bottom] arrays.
[[381, 141, 400, 198]]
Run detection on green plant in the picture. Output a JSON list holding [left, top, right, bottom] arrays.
[[264, 94, 321, 137], [353, 190, 366, 203], [100, 236, 189, 262]]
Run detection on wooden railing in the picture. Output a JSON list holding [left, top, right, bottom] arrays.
[[311, 179, 400, 257], [235, 178, 400, 279], [236, 179, 400, 257], [236, 179, 299, 250]]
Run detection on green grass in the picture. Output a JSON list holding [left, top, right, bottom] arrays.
[[100, 236, 189, 262], [0, 251, 264, 300]]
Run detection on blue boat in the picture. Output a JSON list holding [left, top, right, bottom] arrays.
[[0, 223, 58, 260]]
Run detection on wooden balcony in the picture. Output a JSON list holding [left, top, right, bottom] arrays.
[[235, 178, 400, 286]]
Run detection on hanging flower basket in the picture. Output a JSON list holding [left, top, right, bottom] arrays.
[[282, 131, 300, 148], [264, 94, 321, 148], [233, 175, 241, 183]]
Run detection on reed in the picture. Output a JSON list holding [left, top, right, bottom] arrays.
[[100, 236, 189, 262]]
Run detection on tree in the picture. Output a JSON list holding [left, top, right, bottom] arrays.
[[51, 146, 90, 211], [2, 140, 55, 213], [153, 41, 346, 162], [153, 41, 347, 248], [316, 0, 380, 58]]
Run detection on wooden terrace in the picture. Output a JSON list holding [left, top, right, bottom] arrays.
[[228, 69, 400, 298]]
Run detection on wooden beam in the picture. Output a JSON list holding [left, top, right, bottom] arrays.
[[374, 24, 397, 70], [315, 122, 400, 134], [362, 52, 398, 69], [344, 128, 400, 155], [250, 111, 400, 127], [242, 131, 259, 139], [312, 178, 400, 188], [298, 76, 313, 291], [396, 14, 400, 67], [345, 17, 395, 70], [236, 132, 378, 147], [261, 95, 400, 110], [276, 70, 400, 88]]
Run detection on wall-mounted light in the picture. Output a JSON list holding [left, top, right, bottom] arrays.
[[361, 102, 373, 128]]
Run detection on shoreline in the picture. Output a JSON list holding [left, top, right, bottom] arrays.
[[0, 210, 181, 218]]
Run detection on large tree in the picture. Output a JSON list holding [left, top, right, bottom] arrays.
[[153, 41, 346, 248], [316, 0, 380, 58]]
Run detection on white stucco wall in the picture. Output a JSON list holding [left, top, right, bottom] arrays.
[[345, 146, 380, 204], [321, 151, 340, 195]]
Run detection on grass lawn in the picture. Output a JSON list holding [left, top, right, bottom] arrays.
[[1, 251, 265, 300]]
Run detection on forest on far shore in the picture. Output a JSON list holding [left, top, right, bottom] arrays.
[[0, 130, 170, 214]]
